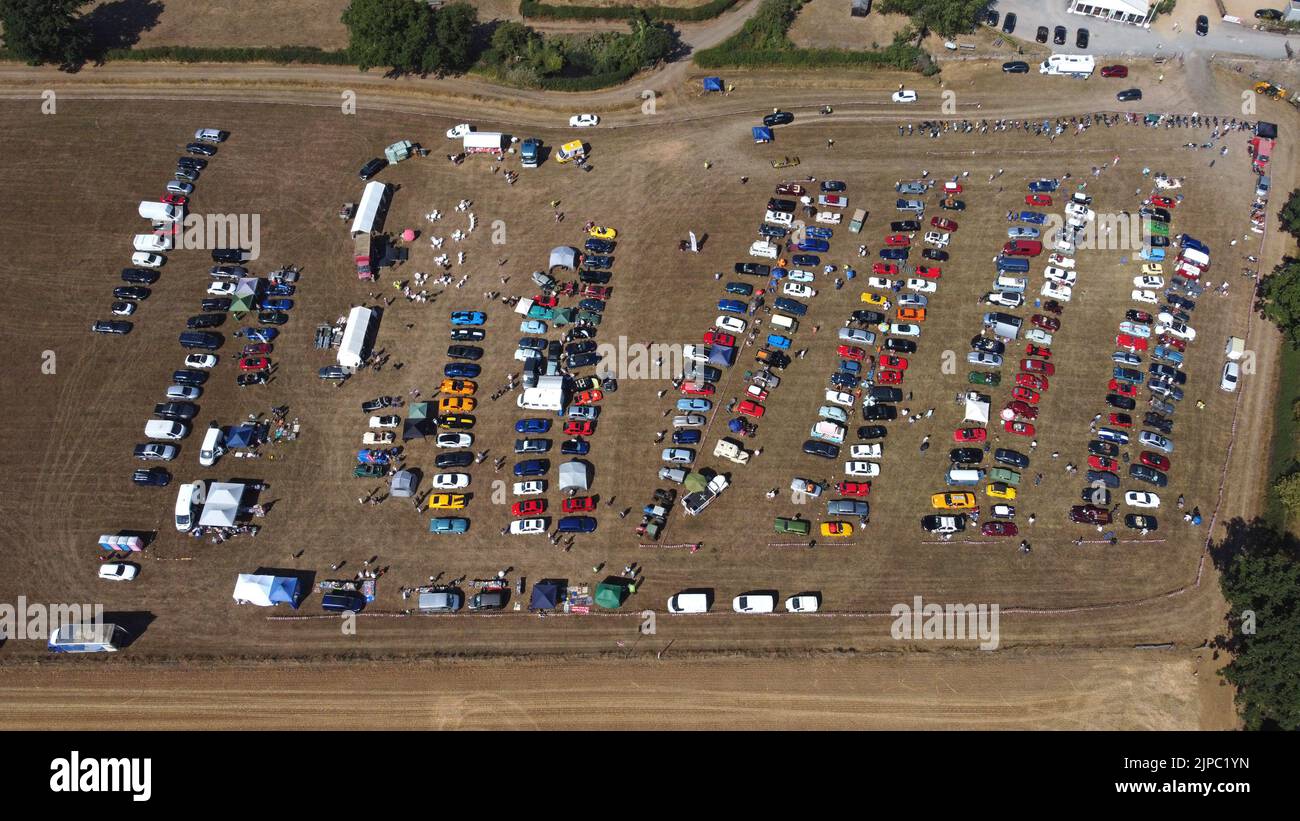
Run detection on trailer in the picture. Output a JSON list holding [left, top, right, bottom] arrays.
[[350, 181, 390, 235], [337, 305, 374, 369], [384, 140, 415, 164], [463, 132, 506, 154], [354, 233, 374, 280]]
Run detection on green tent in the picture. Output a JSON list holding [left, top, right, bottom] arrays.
[[595, 579, 628, 609], [230, 293, 255, 315], [408, 402, 430, 420], [683, 472, 708, 493]]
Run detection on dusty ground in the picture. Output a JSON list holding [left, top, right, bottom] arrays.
[[787, 0, 912, 50], [0, 58, 1290, 728]]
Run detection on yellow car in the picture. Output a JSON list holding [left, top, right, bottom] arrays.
[[588, 225, 617, 240], [427, 493, 467, 510], [820, 521, 854, 537], [439, 378, 477, 396], [860, 292, 890, 308], [1141, 263, 1163, 276], [985, 482, 1016, 501], [931, 492, 976, 510], [438, 396, 477, 413]]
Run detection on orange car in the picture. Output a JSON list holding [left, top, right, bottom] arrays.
[[896, 307, 926, 322], [439, 378, 477, 396], [438, 395, 477, 413]]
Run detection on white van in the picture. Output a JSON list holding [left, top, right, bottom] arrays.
[[194, 128, 228, 143], [764, 210, 793, 227], [995, 274, 1028, 292], [810, 420, 845, 444], [133, 233, 172, 252], [199, 425, 225, 467], [667, 591, 710, 613], [1041, 281, 1073, 302], [945, 467, 985, 486], [145, 419, 189, 440], [749, 240, 779, 259], [770, 313, 798, 332], [174, 480, 206, 532], [1180, 248, 1210, 268], [1225, 336, 1246, 361]]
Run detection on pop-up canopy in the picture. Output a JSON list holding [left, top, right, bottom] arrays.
[[232, 573, 300, 607]]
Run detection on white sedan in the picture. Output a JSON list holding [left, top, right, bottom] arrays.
[[732, 594, 776, 613], [509, 518, 548, 535], [1134, 275, 1165, 289], [786, 269, 815, 283], [1044, 267, 1076, 285], [1025, 329, 1054, 346], [892, 89, 918, 103], [785, 594, 820, 613], [1221, 361, 1240, 392], [433, 473, 470, 489], [446, 123, 473, 139], [131, 251, 165, 268], [906, 278, 937, 293], [362, 431, 395, 445], [849, 443, 882, 459], [207, 281, 236, 297], [825, 390, 854, 407], [185, 354, 217, 369], [844, 461, 881, 477], [1155, 321, 1196, 341], [889, 322, 921, 337], [783, 282, 816, 298], [867, 276, 893, 290], [368, 415, 400, 429], [1131, 289, 1158, 305], [98, 562, 139, 581], [569, 114, 600, 127], [715, 315, 747, 334], [513, 480, 546, 495], [1124, 491, 1161, 508], [436, 432, 472, 448]]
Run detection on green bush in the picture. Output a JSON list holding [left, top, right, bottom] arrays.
[[104, 46, 355, 65], [519, 0, 737, 23]]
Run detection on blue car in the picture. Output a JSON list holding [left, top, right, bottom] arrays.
[[451, 311, 485, 326], [805, 227, 833, 239], [516, 418, 552, 434], [444, 363, 480, 379], [1028, 178, 1060, 192], [792, 254, 820, 266], [267, 283, 295, 296], [584, 255, 613, 269], [556, 516, 597, 533], [259, 298, 294, 311], [585, 238, 615, 253], [429, 517, 469, 534], [1178, 234, 1208, 253], [773, 297, 807, 316], [718, 299, 747, 314], [1017, 211, 1047, 225], [879, 248, 909, 260], [796, 239, 829, 253], [513, 459, 549, 477], [766, 333, 791, 350], [578, 299, 605, 313], [677, 398, 712, 412], [561, 439, 590, 455], [518, 337, 547, 351], [839, 359, 862, 375], [673, 430, 701, 445], [241, 327, 278, 343], [520, 319, 547, 334]]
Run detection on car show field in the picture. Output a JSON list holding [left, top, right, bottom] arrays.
[[0, 46, 1293, 731]]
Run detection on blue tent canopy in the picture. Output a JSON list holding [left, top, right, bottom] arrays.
[[529, 580, 563, 610], [703, 77, 723, 92], [226, 424, 259, 448], [708, 345, 735, 367], [269, 577, 300, 608], [752, 126, 773, 144]]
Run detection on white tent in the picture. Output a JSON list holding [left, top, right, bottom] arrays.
[[549, 246, 578, 271], [199, 482, 245, 527], [351, 181, 389, 235], [558, 460, 591, 492], [232, 573, 300, 607], [337, 306, 374, 369], [963, 392, 990, 426]]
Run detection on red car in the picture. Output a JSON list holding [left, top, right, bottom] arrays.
[[1100, 64, 1129, 78], [943, 182, 963, 194], [1012, 386, 1040, 404], [872, 263, 899, 276], [704, 330, 736, 346], [954, 427, 987, 443], [562, 496, 596, 513], [238, 356, 270, 371], [512, 499, 546, 517], [1140, 451, 1171, 471], [242, 343, 272, 356], [1021, 358, 1055, 375], [880, 354, 908, 370], [161, 193, 189, 206], [930, 217, 958, 232], [1006, 400, 1038, 420], [1004, 420, 1035, 436], [1025, 344, 1052, 360], [533, 294, 558, 308], [1148, 195, 1176, 208], [885, 234, 912, 247], [836, 481, 871, 497], [1115, 334, 1149, 353], [877, 369, 903, 385], [838, 345, 866, 362], [680, 382, 715, 396], [1109, 413, 1133, 427], [1030, 315, 1060, 332], [1015, 373, 1049, 391], [574, 389, 604, 405], [981, 521, 1019, 537], [1089, 455, 1119, 472], [737, 400, 765, 417], [1108, 379, 1138, 398], [1159, 335, 1187, 352], [1025, 194, 1052, 206], [564, 420, 594, 436], [1003, 240, 1043, 256], [915, 265, 942, 279]]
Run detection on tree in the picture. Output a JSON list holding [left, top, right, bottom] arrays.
[[877, 0, 984, 38], [432, 2, 478, 72], [1280, 188, 1300, 239], [0, 0, 92, 67], [1257, 258, 1300, 348], [342, 0, 476, 74], [1274, 472, 1300, 515]]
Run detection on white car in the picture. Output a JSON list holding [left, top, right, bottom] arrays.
[[986, 291, 1024, 309], [433, 473, 470, 489], [786, 269, 815, 283], [1125, 491, 1161, 508], [1134, 275, 1164, 289], [1044, 267, 1075, 285], [98, 562, 139, 581], [134, 233, 172, 252], [785, 595, 820, 613], [185, 354, 217, 369], [844, 461, 881, 477], [132, 251, 165, 268], [513, 480, 546, 495], [1131, 289, 1158, 305], [1048, 253, 1075, 269], [889, 323, 921, 337], [436, 432, 472, 448], [839, 327, 875, 344], [509, 518, 548, 535], [968, 351, 1003, 367], [1025, 329, 1053, 346], [924, 231, 950, 247], [569, 114, 600, 127], [825, 389, 854, 407], [892, 89, 918, 103], [165, 181, 193, 196], [1221, 361, 1240, 392], [867, 277, 893, 290], [207, 281, 236, 297], [683, 344, 709, 363], [1155, 321, 1196, 341], [906, 278, 937, 293], [362, 431, 395, 445], [715, 315, 747, 334], [898, 293, 928, 308], [783, 282, 816, 298], [732, 594, 776, 613], [368, 415, 400, 429], [849, 443, 882, 459], [446, 123, 473, 139], [1040, 281, 1072, 302], [1119, 320, 1152, 338]]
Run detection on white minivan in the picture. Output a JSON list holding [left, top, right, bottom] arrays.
[[667, 591, 711, 613], [174, 480, 206, 532], [145, 419, 189, 440], [199, 425, 226, 467], [134, 233, 173, 252]]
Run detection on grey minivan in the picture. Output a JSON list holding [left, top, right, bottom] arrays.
[[417, 589, 464, 613], [469, 590, 509, 611]]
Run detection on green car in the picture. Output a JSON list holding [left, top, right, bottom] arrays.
[[354, 464, 385, 478], [969, 371, 1001, 386], [774, 516, 811, 535], [1145, 220, 1169, 237]]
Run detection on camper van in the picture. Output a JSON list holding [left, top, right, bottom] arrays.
[[770, 313, 798, 332], [174, 480, 206, 532], [750, 240, 779, 260], [1039, 54, 1095, 77], [983, 312, 1022, 340], [1225, 337, 1246, 361], [946, 468, 985, 486]]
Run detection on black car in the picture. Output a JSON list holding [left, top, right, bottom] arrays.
[[884, 338, 916, 354], [1087, 470, 1119, 488], [1053, 25, 1067, 45], [318, 365, 349, 381], [994, 448, 1030, 469], [802, 440, 840, 459], [852, 310, 885, 325], [448, 345, 483, 361], [186, 142, 217, 156], [585, 238, 614, 254], [202, 298, 232, 312], [735, 262, 771, 277], [179, 331, 222, 350], [450, 328, 484, 342], [91, 319, 133, 335], [1256, 9, 1282, 21], [583, 255, 613, 270], [1149, 236, 1169, 248], [768, 198, 797, 213], [938, 199, 965, 212], [258, 311, 289, 325], [763, 111, 794, 127], [566, 341, 598, 356], [868, 386, 902, 403], [1088, 440, 1119, 458], [830, 372, 858, 389], [1140, 206, 1171, 222], [210, 265, 247, 278], [890, 220, 920, 232], [950, 448, 983, 465], [121, 267, 159, 284], [1166, 294, 1196, 311], [1116, 88, 1142, 102], [1036, 26, 1049, 43], [237, 372, 269, 387], [114, 286, 150, 300], [1076, 28, 1089, 49], [177, 156, 208, 171], [863, 405, 898, 421], [921, 249, 949, 261], [567, 352, 601, 369], [1144, 413, 1174, 434], [579, 269, 612, 284], [187, 313, 225, 329], [1195, 15, 1208, 36], [359, 157, 387, 180], [211, 248, 250, 263], [1002, 61, 1030, 74], [1001, 12, 1016, 34], [1124, 513, 1159, 531], [983, 9, 999, 26], [173, 369, 208, 386], [922, 514, 965, 534], [154, 402, 198, 420], [1082, 487, 1111, 506], [857, 425, 888, 440], [132, 467, 172, 487], [758, 224, 788, 239], [971, 336, 1005, 355], [820, 180, 847, 193], [1149, 363, 1186, 384], [1106, 394, 1136, 411], [1129, 464, 1168, 487], [322, 591, 366, 613]]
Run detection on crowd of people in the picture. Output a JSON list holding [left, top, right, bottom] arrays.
[[896, 112, 1258, 141]]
